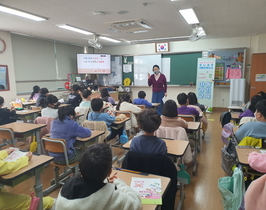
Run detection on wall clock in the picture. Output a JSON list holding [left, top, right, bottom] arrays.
[[155, 42, 169, 52], [0, 38, 6, 53]]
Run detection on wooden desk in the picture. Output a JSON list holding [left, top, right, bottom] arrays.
[[187, 121, 201, 176], [16, 109, 40, 122], [59, 103, 71, 107], [113, 117, 130, 125], [236, 147, 260, 165], [22, 101, 36, 109], [151, 103, 160, 110], [0, 122, 46, 154], [231, 112, 241, 120], [111, 170, 170, 210], [0, 155, 54, 210], [228, 105, 243, 112], [76, 130, 105, 146], [123, 139, 189, 158]]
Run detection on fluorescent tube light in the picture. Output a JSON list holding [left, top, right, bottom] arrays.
[[179, 8, 199, 24], [0, 5, 47, 21], [100, 36, 121, 43], [56, 24, 93, 35], [197, 27, 206, 36]]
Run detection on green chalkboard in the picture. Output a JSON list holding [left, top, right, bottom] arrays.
[[162, 52, 202, 85], [122, 56, 134, 85]]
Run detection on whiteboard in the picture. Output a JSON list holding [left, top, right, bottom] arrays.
[[134, 55, 162, 86]]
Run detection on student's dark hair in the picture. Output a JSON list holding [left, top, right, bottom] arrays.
[[138, 91, 146, 99], [116, 94, 131, 110], [58, 106, 75, 122], [187, 92, 198, 105], [162, 99, 178, 117], [40, 94, 58, 108], [0, 96, 4, 105], [40, 87, 49, 95], [29, 85, 40, 100], [249, 95, 263, 113], [91, 98, 103, 112], [82, 89, 92, 99], [256, 99, 266, 119], [177, 93, 188, 105], [72, 84, 80, 92], [101, 88, 110, 99], [152, 65, 160, 71], [137, 109, 161, 133], [79, 143, 112, 182], [257, 91, 266, 99]]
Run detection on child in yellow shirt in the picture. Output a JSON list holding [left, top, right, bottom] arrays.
[[0, 148, 55, 210]]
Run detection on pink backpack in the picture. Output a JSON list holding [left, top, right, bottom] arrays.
[[29, 192, 40, 210]]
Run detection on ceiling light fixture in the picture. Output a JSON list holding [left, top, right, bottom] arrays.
[[127, 30, 148, 34], [56, 24, 93, 35], [100, 36, 121, 43], [179, 8, 199, 24], [0, 5, 47, 21]]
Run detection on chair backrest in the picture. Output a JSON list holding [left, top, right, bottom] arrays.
[[11, 102, 23, 109], [31, 106, 42, 111], [82, 120, 110, 143], [178, 114, 195, 122], [0, 128, 15, 147], [122, 151, 177, 210], [42, 137, 71, 167], [114, 110, 131, 118], [75, 107, 90, 124], [136, 105, 146, 110]]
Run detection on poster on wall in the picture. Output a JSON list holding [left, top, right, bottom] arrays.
[[196, 58, 216, 112], [0, 65, 7, 89]]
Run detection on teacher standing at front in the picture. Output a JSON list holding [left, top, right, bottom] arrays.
[[148, 65, 167, 115]]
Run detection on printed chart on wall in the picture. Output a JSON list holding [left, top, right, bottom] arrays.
[[130, 177, 162, 205], [0, 66, 7, 89], [196, 58, 216, 112]]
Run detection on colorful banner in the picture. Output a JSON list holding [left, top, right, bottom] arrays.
[[196, 58, 216, 112]]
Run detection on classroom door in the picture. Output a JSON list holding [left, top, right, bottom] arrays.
[[250, 53, 266, 98]]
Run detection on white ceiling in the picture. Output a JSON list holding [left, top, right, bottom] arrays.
[[0, 0, 266, 47]]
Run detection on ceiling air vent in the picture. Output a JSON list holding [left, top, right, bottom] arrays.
[[106, 18, 152, 33]]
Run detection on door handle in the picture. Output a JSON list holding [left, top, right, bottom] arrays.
[[251, 87, 256, 89]]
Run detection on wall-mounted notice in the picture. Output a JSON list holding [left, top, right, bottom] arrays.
[[214, 63, 224, 80], [123, 64, 132, 73], [255, 74, 266, 81], [196, 58, 216, 111]]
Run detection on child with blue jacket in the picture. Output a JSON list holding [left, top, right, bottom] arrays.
[[133, 91, 152, 108]]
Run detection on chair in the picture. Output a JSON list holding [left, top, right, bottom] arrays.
[[74, 107, 90, 125], [42, 137, 79, 196], [11, 102, 23, 109], [30, 106, 42, 111], [178, 114, 196, 122], [82, 120, 110, 143], [155, 126, 193, 164], [136, 104, 146, 110], [122, 151, 178, 210], [0, 128, 16, 149], [114, 110, 133, 131]]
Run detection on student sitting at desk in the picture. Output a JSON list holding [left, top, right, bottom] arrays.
[[79, 89, 92, 108], [101, 88, 116, 105], [177, 93, 199, 117], [67, 84, 82, 108], [239, 95, 262, 118], [133, 91, 152, 108], [88, 98, 123, 140], [130, 109, 167, 155], [187, 92, 206, 112], [0, 148, 55, 210], [36, 87, 49, 107], [29, 85, 40, 101], [161, 99, 188, 129], [55, 143, 141, 210], [236, 99, 266, 141], [0, 96, 16, 125], [116, 94, 142, 131], [40, 94, 60, 118], [49, 106, 92, 165]]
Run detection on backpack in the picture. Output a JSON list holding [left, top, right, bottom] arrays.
[[221, 135, 239, 176], [220, 112, 232, 127]]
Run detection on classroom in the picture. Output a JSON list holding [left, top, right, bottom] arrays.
[[1, 1, 266, 210]]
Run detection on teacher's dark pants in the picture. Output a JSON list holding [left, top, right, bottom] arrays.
[[152, 90, 164, 115]]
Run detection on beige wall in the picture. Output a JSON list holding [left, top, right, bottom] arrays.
[[0, 31, 17, 108]]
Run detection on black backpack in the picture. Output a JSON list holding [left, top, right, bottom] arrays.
[[220, 112, 232, 127]]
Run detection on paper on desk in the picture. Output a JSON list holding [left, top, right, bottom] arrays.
[[4, 148, 27, 162], [162, 96, 167, 104], [260, 150, 266, 154], [130, 177, 162, 205]]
